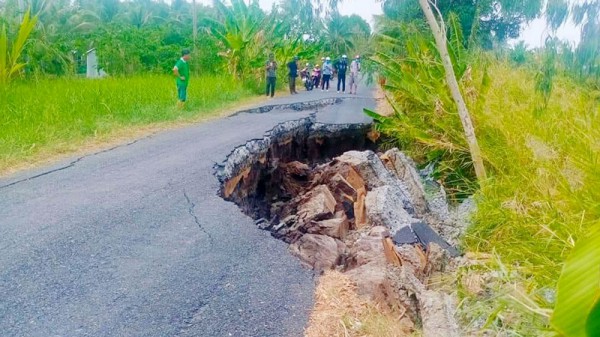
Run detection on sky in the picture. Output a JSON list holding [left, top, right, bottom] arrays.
[[197, 0, 581, 48]]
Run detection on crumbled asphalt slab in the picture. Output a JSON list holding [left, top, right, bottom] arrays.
[[232, 97, 343, 115], [393, 221, 460, 257], [0, 88, 374, 336]]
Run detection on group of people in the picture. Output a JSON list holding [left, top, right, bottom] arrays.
[[265, 53, 362, 98], [172, 49, 363, 107]]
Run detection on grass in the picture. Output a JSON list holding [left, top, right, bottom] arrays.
[[467, 62, 600, 285], [0, 74, 255, 175], [304, 270, 414, 337], [375, 58, 600, 335], [458, 61, 600, 334]]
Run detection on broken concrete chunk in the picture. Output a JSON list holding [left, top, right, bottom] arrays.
[[345, 226, 388, 269], [306, 213, 349, 240], [288, 234, 344, 272], [426, 243, 450, 274], [336, 150, 393, 189], [328, 173, 358, 201], [365, 185, 416, 233], [353, 187, 367, 228], [423, 180, 452, 225], [311, 161, 366, 193], [394, 266, 460, 337], [297, 184, 336, 222], [381, 149, 429, 215], [337, 150, 418, 215], [419, 289, 460, 337], [395, 244, 428, 276]]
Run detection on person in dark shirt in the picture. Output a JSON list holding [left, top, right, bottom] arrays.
[[265, 53, 277, 98], [336, 54, 348, 93], [287, 56, 299, 94]]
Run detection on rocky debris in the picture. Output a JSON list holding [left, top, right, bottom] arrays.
[[344, 226, 389, 270], [392, 266, 461, 337], [305, 213, 349, 240], [381, 148, 429, 216], [217, 139, 475, 336], [297, 185, 337, 223], [338, 150, 417, 215], [289, 234, 345, 272], [214, 116, 377, 220], [365, 185, 417, 233], [279, 161, 310, 196]]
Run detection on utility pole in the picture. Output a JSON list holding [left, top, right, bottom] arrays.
[[192, 0, 198, 50]]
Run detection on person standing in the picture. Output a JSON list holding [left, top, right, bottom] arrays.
[[321, 57, 333, 91], [312, 63, 321, 88], [300, 63, 311, 90], [173, 49, 191, 108], [349, 55, 361, 94], [265, 53, 277, 98], [319, 57, 325, 86], [287, 56, 299, 94], [336, 54, 348, 93]]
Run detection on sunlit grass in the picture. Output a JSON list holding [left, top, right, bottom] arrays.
[[377, 58, 600, 334], [463, 62, 600, 334], [0, 74, 253, 173], [467, 62, 600, 283]]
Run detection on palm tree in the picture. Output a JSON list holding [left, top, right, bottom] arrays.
[[204, 0, 269, 79]]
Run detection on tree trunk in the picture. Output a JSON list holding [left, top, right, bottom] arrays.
[[418, 0, 487, 182]]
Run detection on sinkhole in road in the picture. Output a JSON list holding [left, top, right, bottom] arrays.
[[213, 115, 379, 234], [213, 112, 466, 336]]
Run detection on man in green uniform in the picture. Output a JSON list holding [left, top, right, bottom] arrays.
[[173, 49, 191, 108]]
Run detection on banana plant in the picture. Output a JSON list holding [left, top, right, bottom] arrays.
[[0, 8, 38, 85], [551, 227, 600, 337]]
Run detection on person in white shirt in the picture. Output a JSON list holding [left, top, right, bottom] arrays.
[[321, 57, 333, 91], [348, 55, 361, 94]]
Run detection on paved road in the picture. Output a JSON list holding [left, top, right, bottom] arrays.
[[0, 83, 375, 337]]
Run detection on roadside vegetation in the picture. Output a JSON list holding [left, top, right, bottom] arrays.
[[0, 0, 371, 174], [0, 75, 252, 173], [371, 0, 600, 335]]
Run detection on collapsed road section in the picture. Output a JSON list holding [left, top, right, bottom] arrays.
[[214, 115, 474, 336]]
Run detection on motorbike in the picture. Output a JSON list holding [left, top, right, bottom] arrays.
[[301, 69, 314, 91]]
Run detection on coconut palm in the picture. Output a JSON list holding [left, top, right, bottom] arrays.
[[204, 0, 270, 79]]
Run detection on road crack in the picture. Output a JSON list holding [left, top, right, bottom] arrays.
[[0, 136, 152, 190], [183, 190, 214, 244]]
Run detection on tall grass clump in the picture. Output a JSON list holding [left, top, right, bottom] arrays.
[[369, 18, 481, 199], [0, 74, 252, 173], [466, 61, 600, 284], [457, 60, 600, 334]]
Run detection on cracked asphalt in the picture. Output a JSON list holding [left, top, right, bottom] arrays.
[[0, 84, 375, 337]]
